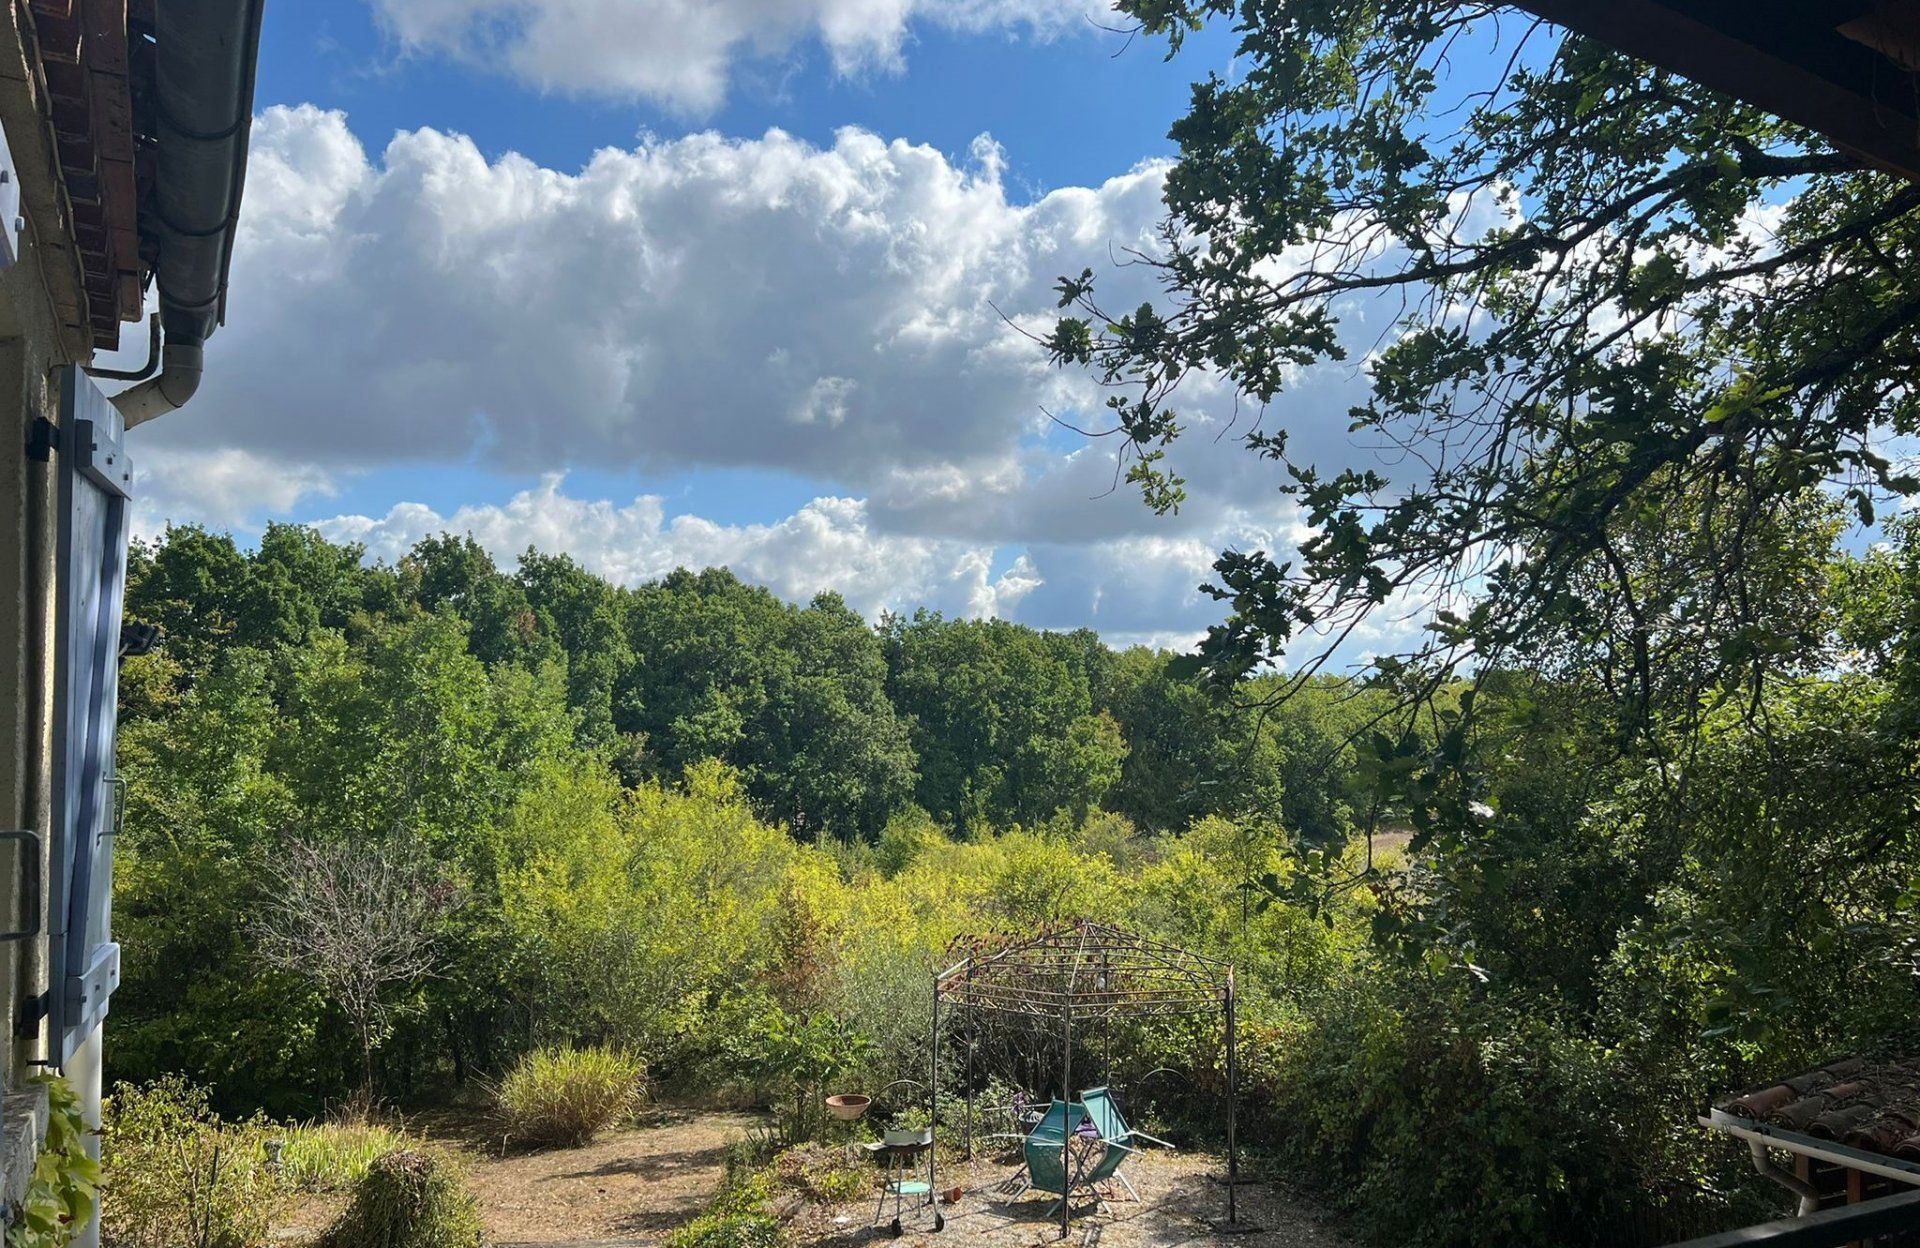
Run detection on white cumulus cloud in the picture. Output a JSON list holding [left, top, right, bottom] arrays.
[[132, 447, 337, 539], [121, 104, 1415, 655], [366, 0, 1113, 112], [313, 475, 1060, 624]]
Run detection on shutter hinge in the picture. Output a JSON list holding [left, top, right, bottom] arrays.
[[14, 990, 46, 1038], [24, 416, 55, 462]]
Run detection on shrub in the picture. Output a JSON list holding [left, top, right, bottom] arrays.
[[1253, 975, 1685, 1248], [276, 1121, 413, 1192], [102, 1076, 278, 1248], [773, 1143, 870, 1203], [666, 1169, 783, 1248], [495, 1045, 644, 1148], [664, 1208, 784, 1248], [313, 1149, 481, 1248], [722, 1128, 782, 1181]]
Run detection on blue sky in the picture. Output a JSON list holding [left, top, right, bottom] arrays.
[[258, 4, 1237, 191], [116, 1, 1413, 653]]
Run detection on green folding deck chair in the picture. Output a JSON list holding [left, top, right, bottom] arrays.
[[1015, 1099, 1084, 1210], [1079, 1086, 1173, 1203]]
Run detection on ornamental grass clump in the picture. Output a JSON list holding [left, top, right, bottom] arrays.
[[495, 1045, 644, 1148], [313, 1149, 481, 1248]]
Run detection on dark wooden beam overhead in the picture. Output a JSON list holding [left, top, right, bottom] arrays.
[[1510, 0, 1920, 179]]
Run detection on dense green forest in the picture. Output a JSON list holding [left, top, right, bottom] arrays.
[[112, 522, 1381, 1104], [112, 508, 1920, 1246]]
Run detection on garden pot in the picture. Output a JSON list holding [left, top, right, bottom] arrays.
[[825, 1094, 871, 1121], [883, 1126, 933, 1147], [943, 1187, 963, 1205]]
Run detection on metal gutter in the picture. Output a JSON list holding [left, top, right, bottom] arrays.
[[1703, 1108, 1920, 1191], [111, 0, 266, 427]]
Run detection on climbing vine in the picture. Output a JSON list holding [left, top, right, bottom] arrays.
[[7, 1076, 99, 1248]]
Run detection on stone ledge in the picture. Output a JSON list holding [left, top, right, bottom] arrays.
[[0, 1081, 49, 1208]]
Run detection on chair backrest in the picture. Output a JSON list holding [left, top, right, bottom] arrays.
[[1022, 1100, 1085, 1194], [1025, 1098, 1081, 1143], [1082, 1140, 1130, 1184], [1079, 1087, 1130, 1144]]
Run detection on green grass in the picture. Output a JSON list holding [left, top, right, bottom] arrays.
[[277, 1121, 413, 1192]]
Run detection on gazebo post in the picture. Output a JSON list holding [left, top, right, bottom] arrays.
[[1226, 968, 1238, 1225], [965, 963, 975, 1159], [931, 972, 941, 1205], [1061, 994, 1073, 1240]]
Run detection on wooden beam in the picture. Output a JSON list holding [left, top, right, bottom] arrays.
[[1508, 0, 1920, 179]]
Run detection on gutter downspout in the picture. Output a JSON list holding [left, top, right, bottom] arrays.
[[1748, 1139, 1822, 1218], [111, 0, 264, 428]]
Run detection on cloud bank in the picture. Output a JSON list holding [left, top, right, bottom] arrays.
[[366, 0, 1112, 112]]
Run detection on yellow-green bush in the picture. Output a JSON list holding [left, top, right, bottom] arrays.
[[495, 1045, 644, 1147], [102, 1076, 278, 1248], [313, 1149, 481, 1248]]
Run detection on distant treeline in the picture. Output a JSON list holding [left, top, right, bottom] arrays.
[[126, 523, 1385, 845]]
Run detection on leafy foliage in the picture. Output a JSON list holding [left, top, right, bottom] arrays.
[[1057, 2, 1920, 723], [665, 1160, 785, 1248], [101, 1077, 278, 1248], [8, 1078, 99, 1248]]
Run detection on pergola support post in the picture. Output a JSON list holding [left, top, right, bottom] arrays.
[[965, 965, 975, 1159], [931, 973, 941, 1204], [1226, 970, 1238, 1225], [1061, 994, 1073, 1240]]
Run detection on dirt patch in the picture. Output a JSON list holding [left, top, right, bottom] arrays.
[[789, 1148, 1354, 1248], [461, 1107, 764, 1244], [272, 1105, 765, 1246], [271, 1111, 1349, 1248]]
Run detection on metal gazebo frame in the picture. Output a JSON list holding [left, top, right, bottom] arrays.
[[929, 920, 1239, 1238]]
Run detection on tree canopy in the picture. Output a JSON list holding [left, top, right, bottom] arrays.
[[1052, 2, 1920, 733]]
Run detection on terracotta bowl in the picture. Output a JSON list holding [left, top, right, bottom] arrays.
[[825, 1094, 871, 1121]]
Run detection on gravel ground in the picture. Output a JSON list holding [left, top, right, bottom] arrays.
[[789, 1148, 1354, 1248]]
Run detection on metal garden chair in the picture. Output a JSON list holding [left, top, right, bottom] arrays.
[[1078, 1086, 1173, 1202]]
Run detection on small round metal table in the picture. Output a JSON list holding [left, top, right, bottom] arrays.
[[864, 1139, 945, 1238]]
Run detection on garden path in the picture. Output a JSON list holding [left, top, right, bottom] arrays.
[[458, 1106, 764, 1245], [272, 1105, 762, 1246]]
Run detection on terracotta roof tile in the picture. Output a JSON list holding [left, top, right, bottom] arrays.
[[1718, 1056, 1920, 1166]]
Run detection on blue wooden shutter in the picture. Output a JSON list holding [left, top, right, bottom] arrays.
[[50, 367, 130, 1066]]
